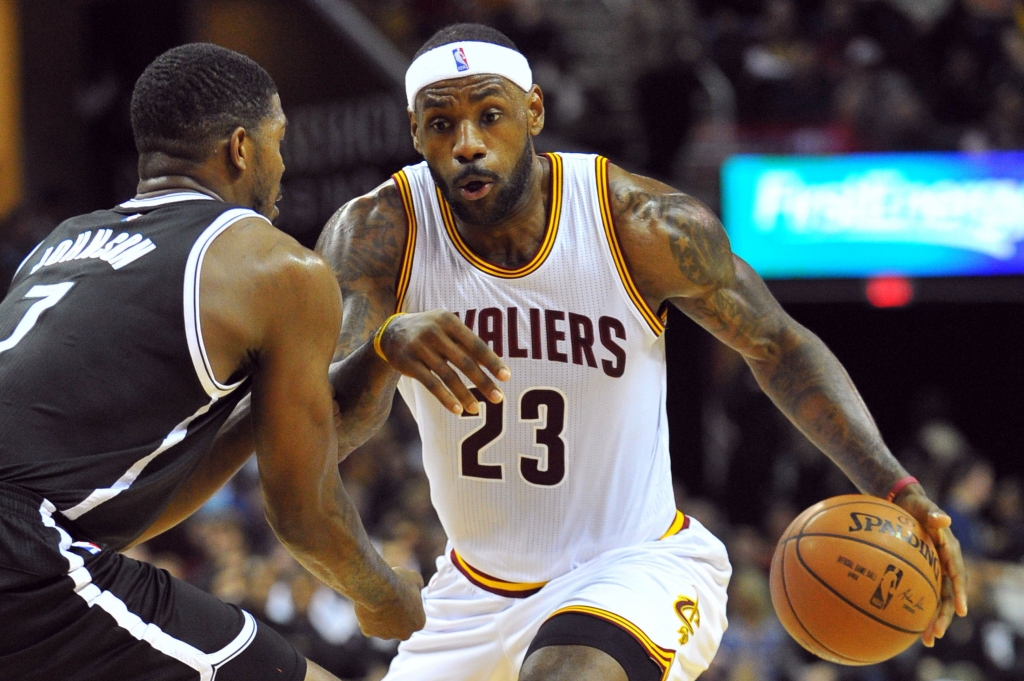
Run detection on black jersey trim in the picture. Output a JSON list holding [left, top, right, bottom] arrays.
[[61, 398, 217, 520], [183, 208, 265, 398], [13, 240, 44, 279], [118, 191, 217, 209]]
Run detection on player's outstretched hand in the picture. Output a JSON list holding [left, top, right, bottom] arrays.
[[893, 483, 968, 647], [378, 309, 511, 415], [353, 567, 426, 640]]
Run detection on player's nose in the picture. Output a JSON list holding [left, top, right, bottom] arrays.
[[453, 120, 486, 164]]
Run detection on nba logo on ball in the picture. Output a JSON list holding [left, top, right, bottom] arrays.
[[453, 47, 469, 71]]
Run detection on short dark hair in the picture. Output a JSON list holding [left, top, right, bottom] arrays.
[[130, 43, 278, 161], [414, 23, 519, 60]]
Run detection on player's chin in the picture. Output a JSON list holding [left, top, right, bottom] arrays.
[[452, 195, 506, 226]]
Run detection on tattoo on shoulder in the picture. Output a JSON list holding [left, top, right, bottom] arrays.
[[608, 170, 732, 298], [316, 181, 409, 354], [318, 183, 407, 285]]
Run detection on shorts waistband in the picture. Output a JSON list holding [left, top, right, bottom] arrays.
[[660, 510, 690, 539], [0, 480, 48, 516], [451, 510, 689, 599]]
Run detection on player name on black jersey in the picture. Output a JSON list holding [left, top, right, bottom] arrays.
[[29, 226, 157, 274]]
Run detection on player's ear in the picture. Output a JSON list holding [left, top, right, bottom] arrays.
[[408, 108, 423, 155], [227, 127, 247, 172], [526, 85, 545, 137]]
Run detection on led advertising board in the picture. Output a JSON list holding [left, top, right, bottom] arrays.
[[722, 153, 1024, 279]]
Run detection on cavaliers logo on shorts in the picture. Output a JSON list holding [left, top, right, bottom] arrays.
[[674, 594, 700, 645]]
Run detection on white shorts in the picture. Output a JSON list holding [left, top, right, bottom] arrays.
[[384, 516, 732, 681]]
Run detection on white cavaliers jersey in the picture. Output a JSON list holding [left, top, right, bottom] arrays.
[[392, 153, 678, 587]]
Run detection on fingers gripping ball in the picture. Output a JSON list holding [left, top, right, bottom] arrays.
[[769, 495, 941, 665]]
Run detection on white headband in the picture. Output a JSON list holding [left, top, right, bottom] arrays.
[[405, 41, 533, 109]]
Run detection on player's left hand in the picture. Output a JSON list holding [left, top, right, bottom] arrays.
[[892, 483, 968, 647]]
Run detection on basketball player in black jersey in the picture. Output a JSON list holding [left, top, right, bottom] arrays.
[[312, 24, 969, 681], [0, 44, 422, 681]]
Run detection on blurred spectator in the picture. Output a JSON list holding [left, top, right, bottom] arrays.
[[989, 477, 1024, 561], [706, 567, 793, 681], [941, 458, 996, 558]]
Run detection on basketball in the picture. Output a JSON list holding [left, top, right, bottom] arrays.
[[769, 495, 942, 665]]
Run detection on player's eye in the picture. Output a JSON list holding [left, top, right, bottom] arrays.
[[482, 111, 501, 124], [430, 118, 451, 132]]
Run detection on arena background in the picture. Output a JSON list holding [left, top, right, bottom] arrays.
[[2, 1, 1024, 679]]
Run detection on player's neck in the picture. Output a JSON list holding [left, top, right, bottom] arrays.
[[135, 175, 224, 202], [135, 151, 249, 206], [451, 155, 551, 270]]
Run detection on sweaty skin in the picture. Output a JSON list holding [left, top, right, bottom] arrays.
[[314, 71, 967, 677]]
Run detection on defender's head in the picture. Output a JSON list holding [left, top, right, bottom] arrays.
[[407, 24, 545, 226], [130, 43, 286, 221]]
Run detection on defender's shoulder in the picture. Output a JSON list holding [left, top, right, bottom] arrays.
[[214, 215, 334, 289]]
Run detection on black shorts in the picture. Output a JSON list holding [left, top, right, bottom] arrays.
[[0, 482, 306, 681]]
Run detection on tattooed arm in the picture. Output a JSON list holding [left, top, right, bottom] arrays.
[[606, 163, 967, 644], [316, 181, 408, 456], [317, 180, 509, 457]]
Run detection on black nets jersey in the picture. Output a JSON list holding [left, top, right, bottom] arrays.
[[0, 191, 264, 550]]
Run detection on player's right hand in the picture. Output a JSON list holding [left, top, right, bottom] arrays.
[[378, 309, 511, 414], [354, 567, 426, 640], [893, 484, 968, 647]]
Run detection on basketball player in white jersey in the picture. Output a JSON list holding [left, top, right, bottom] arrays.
[[316, 24, 968, 681]]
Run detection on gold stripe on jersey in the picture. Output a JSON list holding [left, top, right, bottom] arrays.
[[659, 510, 690, 539], [450, 549, 548, 598], [435, 152, 563, 279], [391, 170, 418, 313], [548, 605, 676, 679], [595, 156, 666, 336]]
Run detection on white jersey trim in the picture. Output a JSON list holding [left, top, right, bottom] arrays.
[[118, 191, 217, 209], [61, 398, 217, 520], [13, 240, 44, 279], [39, 500, 258, 680], [184, 208, 266, 398]]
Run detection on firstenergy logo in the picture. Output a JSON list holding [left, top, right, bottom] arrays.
[[752, 169, 1024, 259]]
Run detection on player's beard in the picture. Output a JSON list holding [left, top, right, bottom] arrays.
[[430, 134, 535, 227]]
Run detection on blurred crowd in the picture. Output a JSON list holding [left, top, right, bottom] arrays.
[[354, 0, 1024, 204], [2, 1, 1024, 680]]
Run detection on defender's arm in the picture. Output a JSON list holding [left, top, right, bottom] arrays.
[[606, 164, 967, 644], [247, 236, 423, 640]]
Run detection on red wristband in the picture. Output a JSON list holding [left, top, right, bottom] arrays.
[[885, 476, 918, 502]]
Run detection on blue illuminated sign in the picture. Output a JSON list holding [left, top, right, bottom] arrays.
[[721, 152, 1024, 278]]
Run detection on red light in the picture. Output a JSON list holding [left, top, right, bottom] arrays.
[[865, 276, 913, 308]]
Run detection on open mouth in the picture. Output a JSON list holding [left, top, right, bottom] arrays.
[[458, 178, 495, 200]]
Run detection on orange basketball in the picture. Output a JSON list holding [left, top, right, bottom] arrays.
[[769, 495, 941, 665]]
